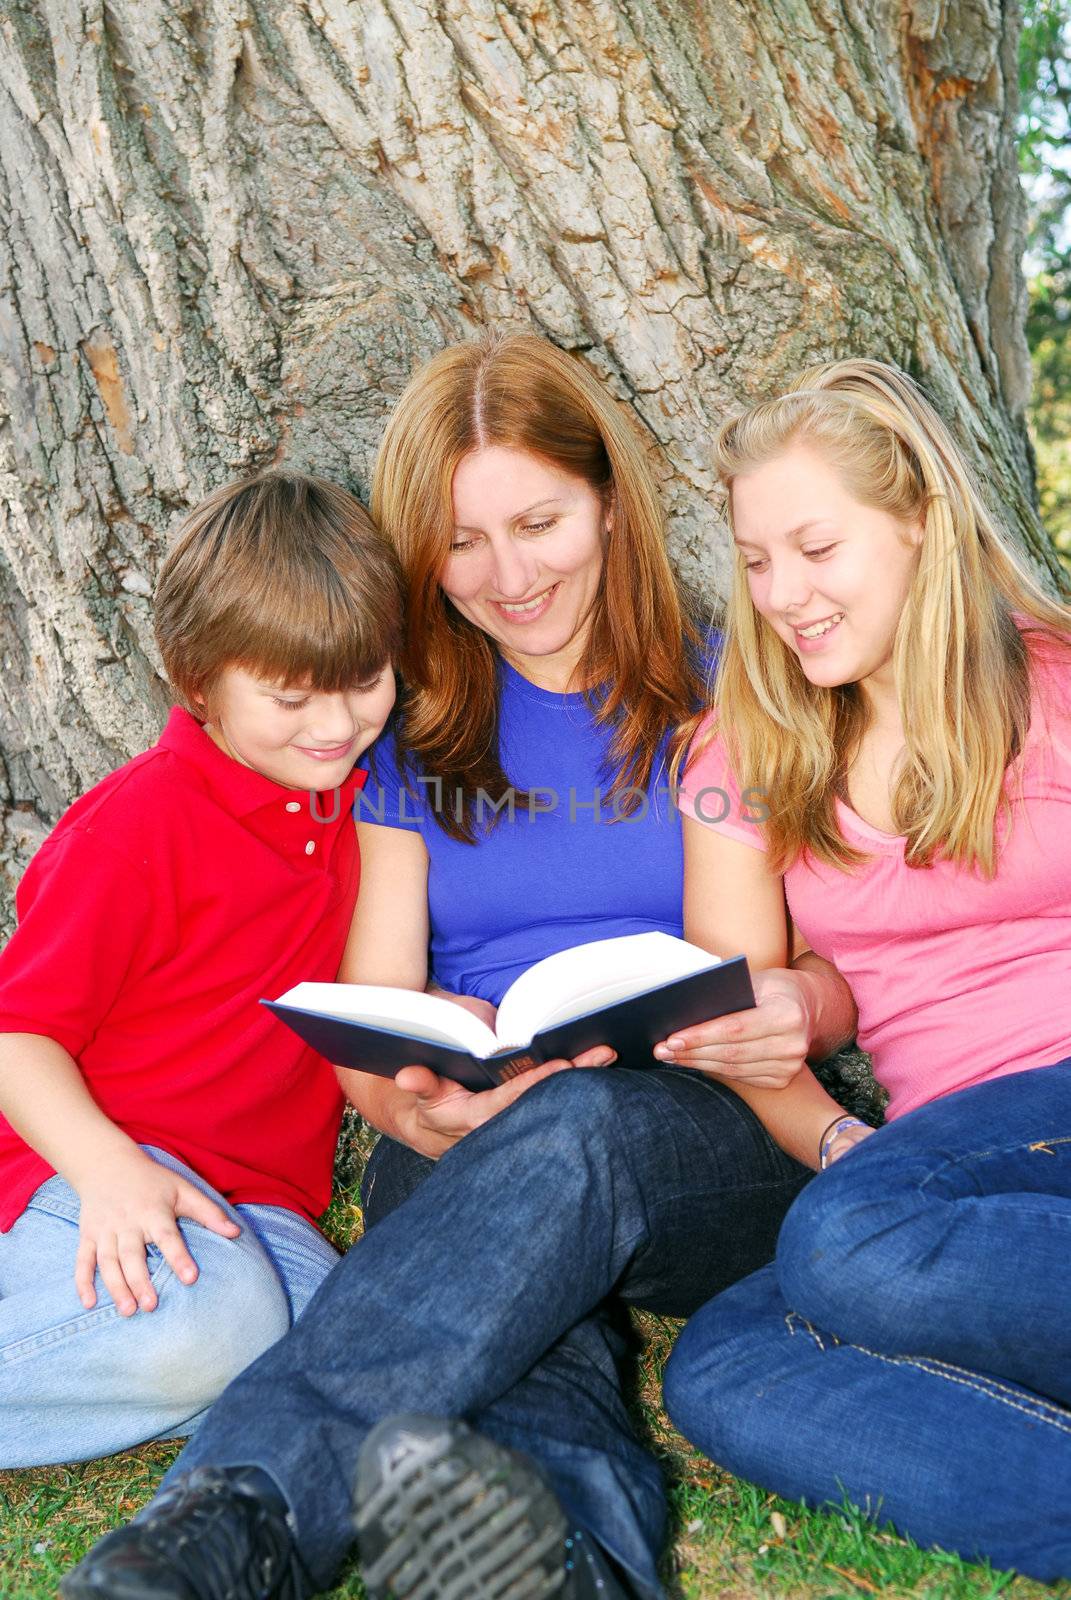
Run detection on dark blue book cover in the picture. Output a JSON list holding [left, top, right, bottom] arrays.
[[263, 956, 754, 1091]]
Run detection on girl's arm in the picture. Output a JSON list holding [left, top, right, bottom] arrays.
[[335, 824, 611, 1158], [659, 815, 864, 1169]]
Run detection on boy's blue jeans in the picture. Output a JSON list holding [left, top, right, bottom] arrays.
[[162, 1066, 810, 1598], [664, 1060, 1071, 1583], [0, 1146, 339, 1467]]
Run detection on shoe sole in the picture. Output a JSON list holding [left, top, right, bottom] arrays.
[[354, 1415, 568, 1600]]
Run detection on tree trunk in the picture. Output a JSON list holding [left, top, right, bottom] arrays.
[[0, 0, 1058, 926]]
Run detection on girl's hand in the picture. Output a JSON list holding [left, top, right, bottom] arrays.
[[393, 1047, 616, 1160], [74, 1147, 240, 1316], [653, 968, 815, 1089], [823, 1121, 876, 1165]]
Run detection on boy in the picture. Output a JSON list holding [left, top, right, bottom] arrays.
[[0, 471, 402, 1467]]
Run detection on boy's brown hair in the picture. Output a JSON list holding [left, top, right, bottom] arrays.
[[155, 471, 404, 712]]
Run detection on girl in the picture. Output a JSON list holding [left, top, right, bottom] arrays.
[[662, 359, 1071, 1580]]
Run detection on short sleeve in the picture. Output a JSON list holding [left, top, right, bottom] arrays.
[[356, 724, 425, 834], [678, 716, 768, 850], [0, 828, 154, 1057]]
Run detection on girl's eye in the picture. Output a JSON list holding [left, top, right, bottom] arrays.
[[450, 537, 478, 552], [521, 518, 556, 535], [803, 544, 836, 560], [743, 558, 769, 573], [273, 697, 310, 710]]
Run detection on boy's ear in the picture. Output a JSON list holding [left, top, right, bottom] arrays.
[[187, 678, 213, 720]]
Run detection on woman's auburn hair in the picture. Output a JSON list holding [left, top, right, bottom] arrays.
[[371, 331, 704, 841], [691, 358, 1071, 877]]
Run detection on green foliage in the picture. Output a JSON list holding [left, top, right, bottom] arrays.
[[1020, 1, 1071, 558]]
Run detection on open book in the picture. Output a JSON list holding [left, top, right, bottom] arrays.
[[263, 932, 754, 1091]]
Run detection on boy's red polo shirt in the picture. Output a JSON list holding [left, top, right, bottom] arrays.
[[0, 708, 364, 1231]]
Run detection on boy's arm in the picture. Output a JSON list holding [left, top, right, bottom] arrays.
[[0, 1034, 239, 1315], [0, 830, 240, 1312]]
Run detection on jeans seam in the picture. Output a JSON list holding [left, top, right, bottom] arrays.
[[0, 1255, 177, 1365], [918, 1133, 1071, 1193], [785, 1312, 1071, 1436]]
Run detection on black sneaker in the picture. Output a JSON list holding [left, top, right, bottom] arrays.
[[60, 1466, 309, 1600], [354, 1414, 633, 1600]]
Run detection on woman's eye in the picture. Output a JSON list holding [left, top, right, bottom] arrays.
[[521, 518, 555, 535], [450, 537, 477, 552], [743, 558, 769, 573], [803, 544, 836, 560]]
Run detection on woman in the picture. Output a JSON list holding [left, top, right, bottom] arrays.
[[662, 359, 1071, 1580], [63, 334, 855, 1600]]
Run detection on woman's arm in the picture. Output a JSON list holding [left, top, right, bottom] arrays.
[[336, 823, 611, 1157], [338, 821, 431, 991], [658, 816, 859, 1168], [335, 822, 436, 1142]]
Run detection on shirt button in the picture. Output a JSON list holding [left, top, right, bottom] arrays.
[[305, 840, 316, 855], [285, 801, 301, 813]]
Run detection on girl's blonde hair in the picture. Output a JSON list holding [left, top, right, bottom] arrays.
[[372, 330, 702, 841], [697, 359, 1071, 875]]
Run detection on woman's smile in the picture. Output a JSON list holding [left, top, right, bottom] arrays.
[[489, 582, 562, 623]]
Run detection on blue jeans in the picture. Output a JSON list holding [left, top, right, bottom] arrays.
[[664, 1060, 1071, 1582], [0, 1145, 339, 1467], [162, 1066, 810, 1598]]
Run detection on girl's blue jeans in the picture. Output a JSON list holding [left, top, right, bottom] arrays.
[[664, 1059, 1071, 1583], [0, 1145, 339, 1467], [160, 1065, 810, 1599]]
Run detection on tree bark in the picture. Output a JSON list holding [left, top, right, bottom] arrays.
[[0, 0, 1059, 927]]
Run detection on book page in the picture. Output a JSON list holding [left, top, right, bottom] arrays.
[[495, 932, 720, 1045], [273, 983, 500, 1058]]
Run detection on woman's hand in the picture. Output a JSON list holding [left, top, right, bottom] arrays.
[[426, 986, 500, 1031], [652, 968, 817, 1089], [74, 1147, 240, 1315], [392, 1048, 615, 1159]]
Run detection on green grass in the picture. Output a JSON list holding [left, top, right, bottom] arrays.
[[2, 1123, 1067, 1600]]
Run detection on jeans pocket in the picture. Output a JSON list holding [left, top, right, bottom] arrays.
[[25, 1181, 80, 1228]]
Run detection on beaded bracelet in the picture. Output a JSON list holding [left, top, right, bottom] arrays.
[[819, 1115, 869, 1170]]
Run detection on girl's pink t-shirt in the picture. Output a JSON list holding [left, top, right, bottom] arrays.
[[678, 645, 1071, 1119]]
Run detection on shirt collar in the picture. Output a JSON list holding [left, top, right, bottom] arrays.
[[157, 707, 366, 819]]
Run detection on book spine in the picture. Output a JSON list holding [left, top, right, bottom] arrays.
[[491, 1052, 541, 1083]]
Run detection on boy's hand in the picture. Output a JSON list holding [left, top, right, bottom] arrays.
[[74, 1147, 241, 1316], [393, 1047, 616, 1159], [652, 968, 813, 1089]]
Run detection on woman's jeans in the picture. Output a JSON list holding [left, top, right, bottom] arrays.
[[161, 1066, 810, 1599], [664, 1060, 1071, 1583], [0, 1145, 340, 1467]]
